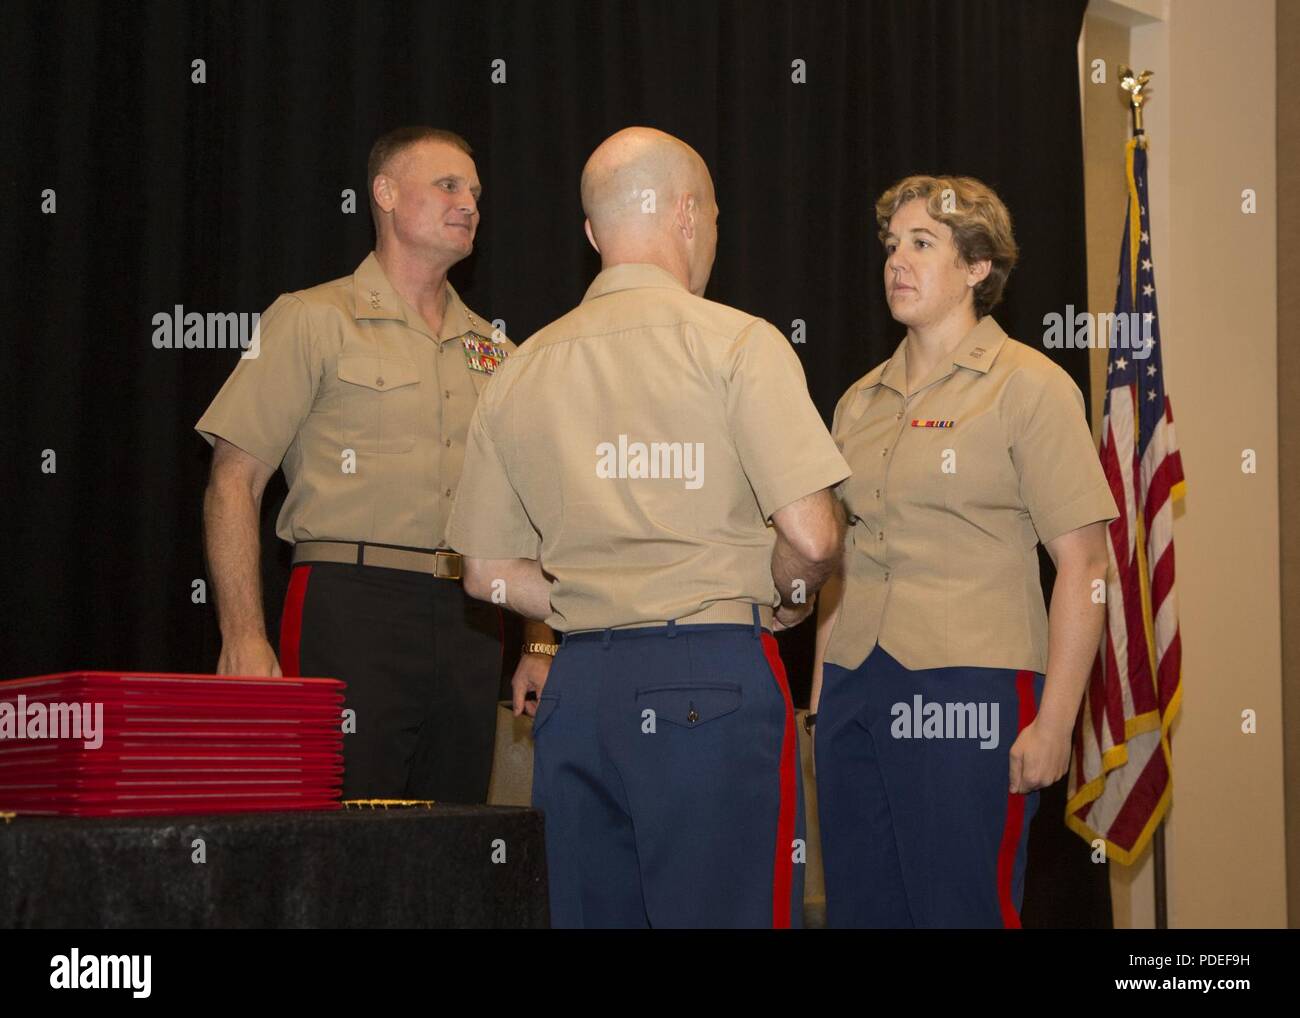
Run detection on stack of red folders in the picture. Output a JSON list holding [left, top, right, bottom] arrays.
[[0, 672, 346, 816]]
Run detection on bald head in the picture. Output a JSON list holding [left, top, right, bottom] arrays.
[[580, 127, 718, 295]]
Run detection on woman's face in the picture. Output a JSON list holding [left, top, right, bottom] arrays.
[[881, 198, 978, 331]]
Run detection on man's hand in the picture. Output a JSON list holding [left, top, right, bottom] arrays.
[[1008, 717, 1071, 794], [217, 634, 282, 678], [773, 599, 815, 631], [512, 651, 552, 717]]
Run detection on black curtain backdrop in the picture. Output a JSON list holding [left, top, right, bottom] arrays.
[[0, 0, 1106, 926]]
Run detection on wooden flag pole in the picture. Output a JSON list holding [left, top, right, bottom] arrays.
[[1154, 824, 1168, 928]]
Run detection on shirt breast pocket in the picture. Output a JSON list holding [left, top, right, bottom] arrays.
[[336, 355, 421, 454], [937, 410, 1017, 515]]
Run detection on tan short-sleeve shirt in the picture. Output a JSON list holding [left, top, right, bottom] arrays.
[[826, 315, 1118, 673], [195, 252, 515, 548], [445, 262, 851, 632]]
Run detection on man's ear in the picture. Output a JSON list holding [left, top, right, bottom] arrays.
[[967, 258, 992, 287], [373, 174, 396, 215], [678, 194, 697, 241], [583, 218, 600, 253]]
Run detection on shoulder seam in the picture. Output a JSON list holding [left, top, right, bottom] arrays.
[[522, 315, 764, 353]]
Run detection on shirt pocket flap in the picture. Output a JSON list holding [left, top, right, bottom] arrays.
[[635, 683, 742, 729], [336, 356, 420, 392]]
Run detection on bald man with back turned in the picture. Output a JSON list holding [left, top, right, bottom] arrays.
[[445, 127, 850, 928]]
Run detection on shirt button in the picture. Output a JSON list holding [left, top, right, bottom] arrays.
[[895, 411, 903, 420], [878, 531, 885, 541], [445, 488, 453, 498], [884, 571, 891, 581], [874, 488, 881, 499], [376, 377, 385, 388], [444, 390, 452, 399], [445, 439, 452, 447]]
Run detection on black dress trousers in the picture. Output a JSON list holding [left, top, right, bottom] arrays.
[[281, 561, 503, 803]]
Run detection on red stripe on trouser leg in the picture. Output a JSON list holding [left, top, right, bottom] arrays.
[[278, 564, 312, 678], [761, 631, 797, 930], [997, 669, 1039, 929]]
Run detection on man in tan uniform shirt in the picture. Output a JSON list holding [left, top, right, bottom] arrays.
[[196, 127, 555, 803], [446, 128, 850, 928]]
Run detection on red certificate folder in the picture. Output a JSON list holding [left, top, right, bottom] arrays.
[[0, 671, 347, 816]]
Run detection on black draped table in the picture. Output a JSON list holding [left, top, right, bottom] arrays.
[[0, 805, 548, 928]]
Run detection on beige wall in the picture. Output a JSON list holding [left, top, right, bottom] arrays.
[[1083, 0, 1285, 928], [1082, 15, 1134, 442]]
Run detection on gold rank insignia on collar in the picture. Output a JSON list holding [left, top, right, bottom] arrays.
[[465, 309, 506, 345], [368, 289, 382, 310], [461, 331, 508, 374]]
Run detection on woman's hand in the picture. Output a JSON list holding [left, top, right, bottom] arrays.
[[1008, 717, 1071, 793]]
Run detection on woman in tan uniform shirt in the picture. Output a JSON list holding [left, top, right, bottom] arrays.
[[810, 175, 1118, 928]]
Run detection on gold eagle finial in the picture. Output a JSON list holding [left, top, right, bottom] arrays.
[[1119, 67, 1154, 133]]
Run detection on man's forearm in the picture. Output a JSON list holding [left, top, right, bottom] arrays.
[[771, 497, 845, 606], [203, 480, 267, 640], [772, 533, 836, 606], [466, 558, 553, 622]]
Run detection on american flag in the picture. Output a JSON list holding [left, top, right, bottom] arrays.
[[1066, 137, 1186, 864]]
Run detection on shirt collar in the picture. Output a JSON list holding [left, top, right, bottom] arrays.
[[867, 315, 1010, 396], [951, 314, 1009, 374], [877, 336, 910, 396], [352, 251, 476, 344], [582, 262, 689, 303]]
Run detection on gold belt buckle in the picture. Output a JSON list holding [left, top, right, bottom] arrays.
[[433, 550, 463, 581]]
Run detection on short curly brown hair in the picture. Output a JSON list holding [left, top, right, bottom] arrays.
[[875, 175, 1018, 318]]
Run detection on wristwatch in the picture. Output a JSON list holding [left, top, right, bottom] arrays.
[[803, 712, 818, 735], [524, 642, 560, 657]]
